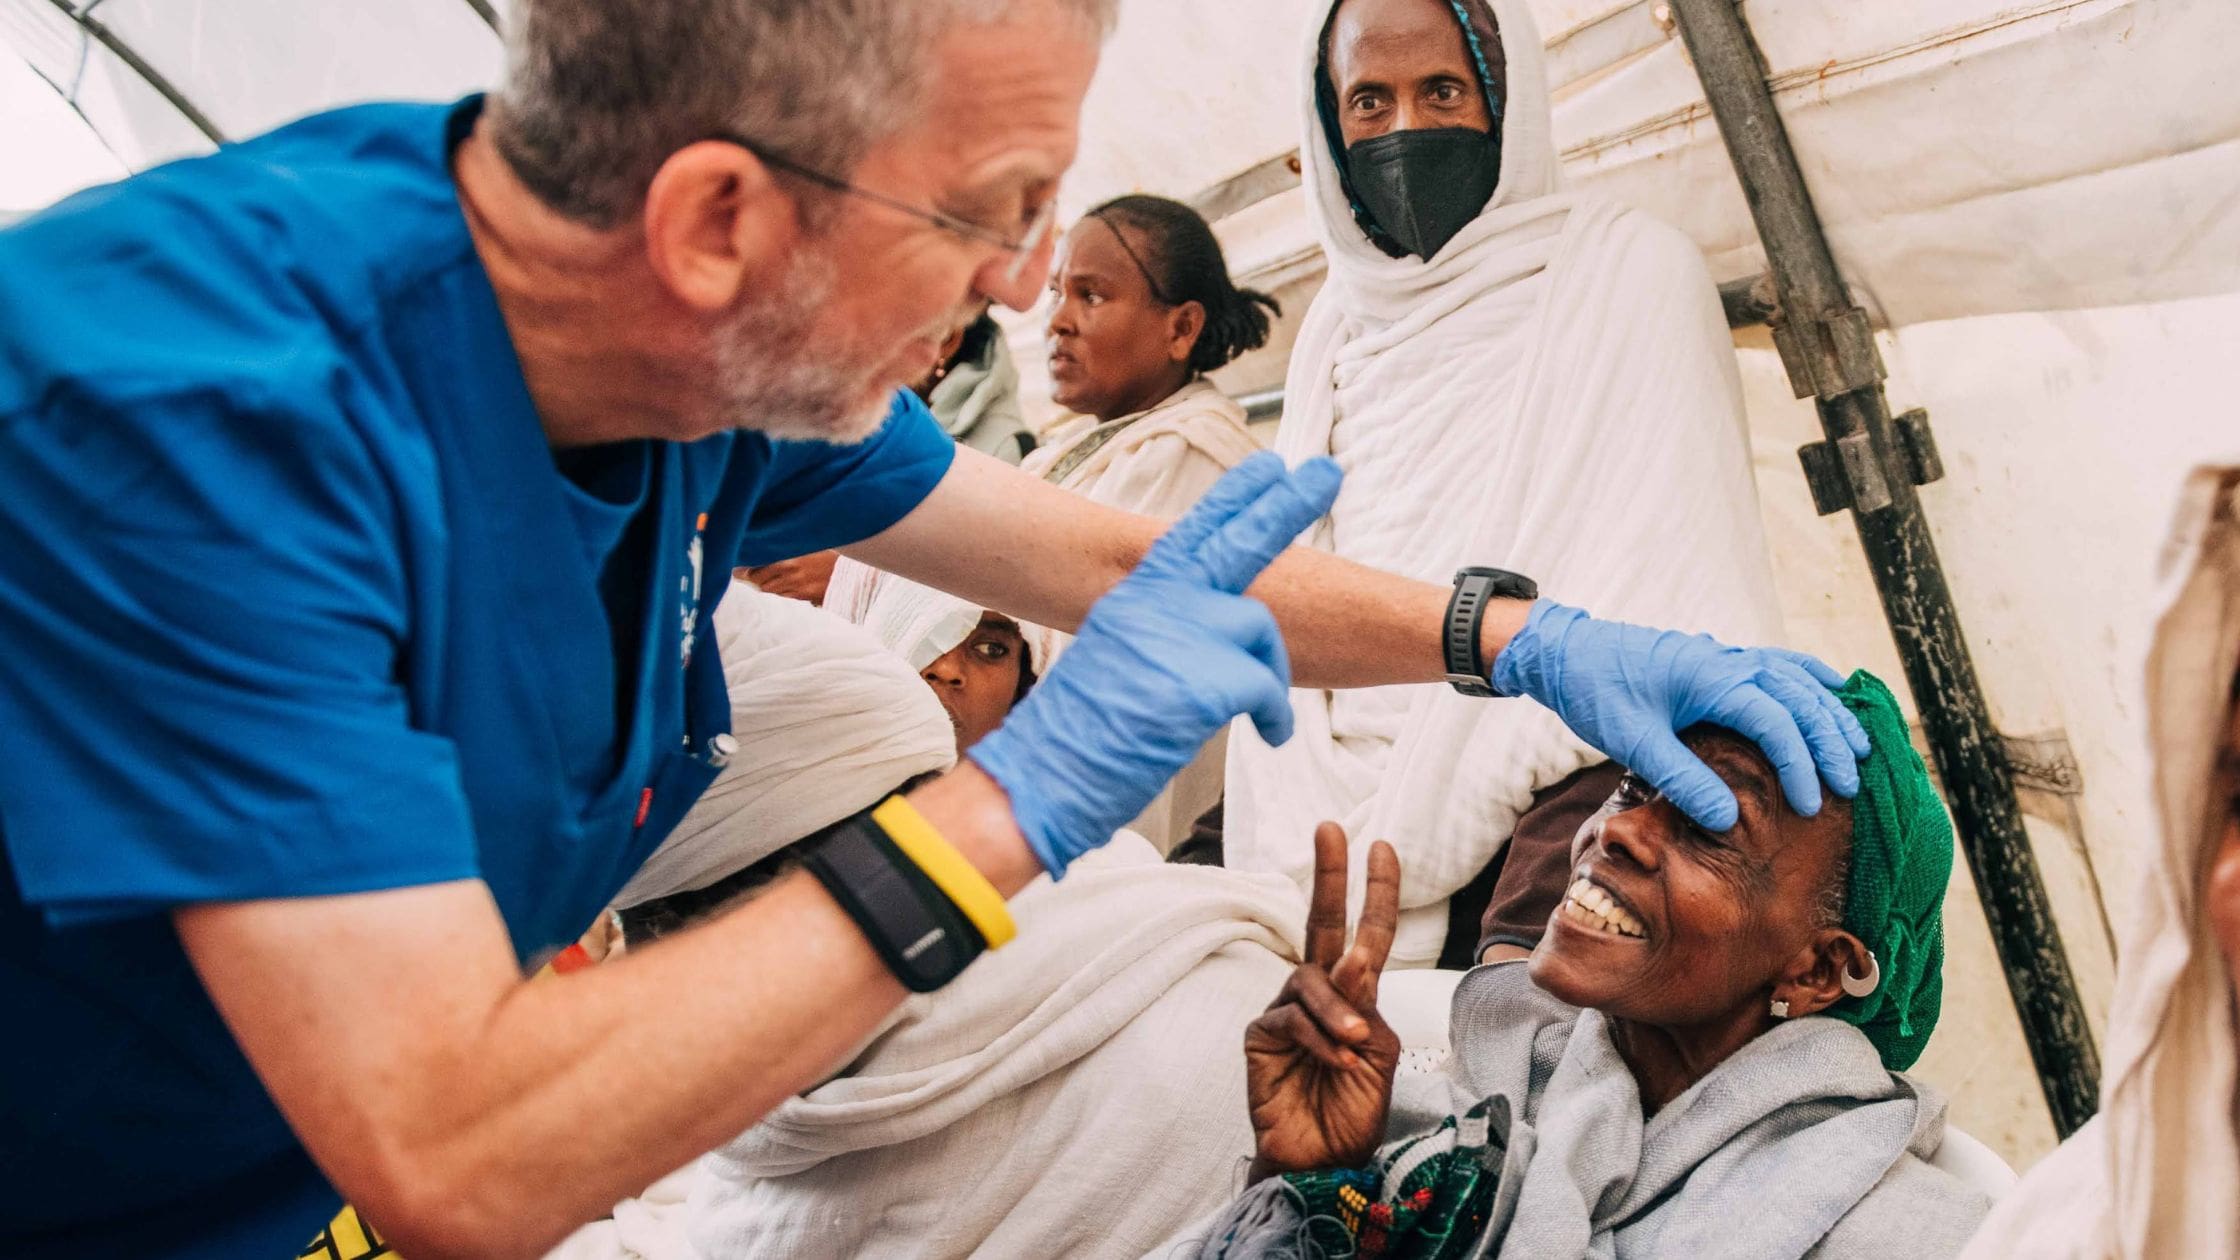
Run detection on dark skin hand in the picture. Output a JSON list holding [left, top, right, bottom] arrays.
[[1244, 822, 1404, 1178], [740, 552, 839, 605]]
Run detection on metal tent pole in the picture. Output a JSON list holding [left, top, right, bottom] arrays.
[[1666, 0, 2100, 1135]]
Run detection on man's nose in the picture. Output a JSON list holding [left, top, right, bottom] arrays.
[[922, 654, 966, 688], [1393, 99, 1431, 133], [979, 235, 1056, 314]]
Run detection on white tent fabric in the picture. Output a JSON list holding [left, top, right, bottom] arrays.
[[1076, 0, 2240, 330], [9, 1, 2233, 326], [0, 0, 501, 209]]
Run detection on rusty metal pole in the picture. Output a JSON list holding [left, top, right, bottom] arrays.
[[1667, 0, 2100, 1134]]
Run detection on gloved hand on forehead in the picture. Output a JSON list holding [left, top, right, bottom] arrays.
[[970, 452, 1342, 877], [1491, 599, 1872, 832]]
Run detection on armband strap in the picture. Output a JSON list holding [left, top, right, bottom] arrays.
[[801, 807, 983, 993], [871, 795, 1017, 950]]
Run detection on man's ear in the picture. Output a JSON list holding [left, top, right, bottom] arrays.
[[641, 141, 800, 313], [1781, 928, 1871, 1019], [1167, 300, 1207, 366]]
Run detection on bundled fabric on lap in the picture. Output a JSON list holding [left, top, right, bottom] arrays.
[[682, 836, 1310, 1260], [1222, 0, 1782, 966], [1183, 964, 1989, 1260], [608, 586, 955, 908]]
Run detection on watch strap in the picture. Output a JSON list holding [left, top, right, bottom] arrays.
[[802, 807, 985, 993], [1445, 567, 1539, 697]]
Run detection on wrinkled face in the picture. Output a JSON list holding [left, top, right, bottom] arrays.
[[1530, 728, 1852, 1028], [1327, 0, 1495, 147], [1045, 217, 1192, 421], [721, 2, 1098, 441], [921, 613, 1029, 752]]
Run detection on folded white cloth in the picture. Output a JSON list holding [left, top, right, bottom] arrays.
[[681, 837, 1309, 1260], [609, 584, 956, 907], [1959, 461, 2240, 1260], [1224, 0, 1783, 965]]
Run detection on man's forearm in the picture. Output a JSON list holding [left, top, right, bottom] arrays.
[[181, 766, 1040, 1260], [1246, 546, 1531, 692], [857, 450, 1528, 692]]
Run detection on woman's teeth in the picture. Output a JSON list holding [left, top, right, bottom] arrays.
[[1561, 876, 1645, 939]]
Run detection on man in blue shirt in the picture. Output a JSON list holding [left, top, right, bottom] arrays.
[[0, 2, 1868, 1256]]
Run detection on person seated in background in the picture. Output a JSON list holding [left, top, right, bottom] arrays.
[[1957, 466, 2240, 1260], [829, 193, 1274, 851], [1193, 670, 1988, 1259], [927, 308, 1035, 465], [743, 307, 1031, 606], [1224, 0, 1788, 969]]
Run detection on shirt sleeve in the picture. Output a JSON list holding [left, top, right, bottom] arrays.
[[734, 389, 957, 567], [0, 386, 480, 927]]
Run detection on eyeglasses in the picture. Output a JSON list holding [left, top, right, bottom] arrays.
[[710, 133, 1057, 287]]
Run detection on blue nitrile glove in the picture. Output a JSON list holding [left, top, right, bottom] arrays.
[[969, 452, 1343, 876], [1490, 599, 1873, 831]]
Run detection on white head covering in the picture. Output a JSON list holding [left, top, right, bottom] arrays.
[[611, 585, 957, 906], [827, 560, 1045, 676], [1961, 464, 2240, 1259], [1224, 0, 1781, 964], [1303, 0, 1574, 322]]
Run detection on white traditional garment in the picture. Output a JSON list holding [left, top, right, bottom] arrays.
[[1223, 0, 1783, 965], [1021, 377, 1263, 522], [680, 837, 1310, 1260], [608, 583, 956, 908], [1957, 462, 2240, 1260], [829, 377, 1262, 851]]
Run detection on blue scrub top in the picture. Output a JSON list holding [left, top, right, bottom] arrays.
[[0, 98, 955, 1257]]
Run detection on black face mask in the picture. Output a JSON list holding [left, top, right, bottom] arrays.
[[1344, 126, 1501, 261]]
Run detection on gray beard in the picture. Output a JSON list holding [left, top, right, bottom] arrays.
[[711, 245, 890, 445]]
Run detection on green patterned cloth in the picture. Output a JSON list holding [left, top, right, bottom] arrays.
[[1250, 1101, 1500, 1259], [1825, 670, 1956, 1071]]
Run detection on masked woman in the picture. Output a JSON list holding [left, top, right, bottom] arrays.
[[1192, 672, 1992, 1259]]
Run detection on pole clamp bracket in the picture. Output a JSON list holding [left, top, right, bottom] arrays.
[[1797, 409, 1944, 517], [1771, 306, 1884, 400]]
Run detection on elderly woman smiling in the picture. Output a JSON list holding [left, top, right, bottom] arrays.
[[1192, 671, 1991, 1260]]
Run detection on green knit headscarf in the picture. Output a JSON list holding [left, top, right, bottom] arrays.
[[1825, 670, 1955, 1072]]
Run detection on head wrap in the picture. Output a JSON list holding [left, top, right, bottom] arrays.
[[1313, 0, 1508, 257], [1826, 669, 1956, 1071]]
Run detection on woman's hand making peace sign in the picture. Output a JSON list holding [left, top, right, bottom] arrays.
[[1243, 822, 1404, 1177]]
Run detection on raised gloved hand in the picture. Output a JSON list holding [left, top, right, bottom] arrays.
[[1490, 599, 1872, 831], [969, 453, 1341, 877]]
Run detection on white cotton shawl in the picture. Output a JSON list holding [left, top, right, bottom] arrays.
[[1958, 463, 2240, 1260], [608, 585, 956, 907], [680, 837, 1310, 1260], [1223, 0, 1782, 964]]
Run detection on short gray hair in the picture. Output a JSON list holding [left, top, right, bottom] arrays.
[[492, 0, 1118, 228]]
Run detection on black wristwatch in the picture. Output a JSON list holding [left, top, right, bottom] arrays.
[[800, 808, 985, 993], [1445, 566, 1538, 697]]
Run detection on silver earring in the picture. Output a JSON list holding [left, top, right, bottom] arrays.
[[1841, 950, 1882, 999], [1769, 997, 1790, 1019]]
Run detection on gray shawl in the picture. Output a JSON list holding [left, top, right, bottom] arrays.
[[1185, 963, 1988, 1259]]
